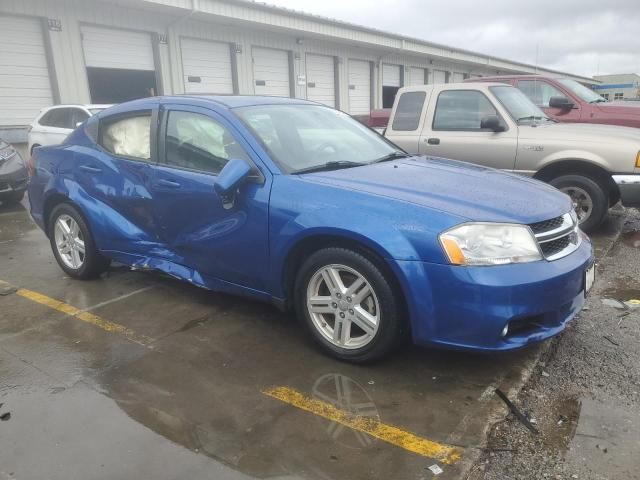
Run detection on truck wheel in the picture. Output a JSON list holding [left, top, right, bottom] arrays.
[[48, 203, 110, 279], [294, 247, 405, 363], [549, 174, 607, 233]]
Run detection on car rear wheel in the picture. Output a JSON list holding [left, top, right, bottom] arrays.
[[295, 247, 405, 363], [48, 203, 109, 279], [550, 174, 607, 233]]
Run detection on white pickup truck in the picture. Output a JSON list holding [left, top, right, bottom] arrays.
[[384, 82, 640, 232]]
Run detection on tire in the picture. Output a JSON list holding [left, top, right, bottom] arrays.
[[1, 191, 24, 205], [549, 174, 608, 233], [48, 203, 110, 279], [294, 247, 406, 363]]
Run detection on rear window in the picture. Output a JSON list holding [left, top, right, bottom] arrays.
[[99, 112, 151, 161], [391, 91, 426, 131]]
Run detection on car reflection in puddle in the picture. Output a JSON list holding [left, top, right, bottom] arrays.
[[311, 373, 380, 450]]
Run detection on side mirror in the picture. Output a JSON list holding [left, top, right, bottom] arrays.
[[480, 115, 506, 132], [214, 159, 252, 209], [548, 96, 575, 110]]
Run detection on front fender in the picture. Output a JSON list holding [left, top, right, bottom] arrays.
[[267, 176, 462, 298]]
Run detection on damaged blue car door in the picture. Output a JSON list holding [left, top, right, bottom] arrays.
[[149, 104, 272, 291]]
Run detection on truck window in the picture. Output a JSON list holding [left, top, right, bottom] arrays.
[[518, 80, 565, 108], [433, 90, 497, 131], [391, 91, 426, 131]]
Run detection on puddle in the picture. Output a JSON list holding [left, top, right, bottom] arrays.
[[621, 230, 640, 249], [543, 395, 582, 451], [564, 397, 640, 478]]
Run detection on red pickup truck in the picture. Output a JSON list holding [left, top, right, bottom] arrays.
[[466, 75, 640, 128], [362, 75, 640, 129]]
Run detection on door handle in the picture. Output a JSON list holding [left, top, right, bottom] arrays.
[[79, 165, 102, 173], [156, 179, 181, 189], [426, 138, 440, 145]]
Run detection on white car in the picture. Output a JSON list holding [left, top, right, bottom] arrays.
[[28, 104, 111, 154]]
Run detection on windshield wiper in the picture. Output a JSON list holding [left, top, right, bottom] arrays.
[[292, 161, 364, 175], [371, 151, 409, 164]]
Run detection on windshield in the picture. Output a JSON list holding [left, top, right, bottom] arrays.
[[489, 86, 553, 124], [557, 79, 606, 103], [235, 105, 402, 174]]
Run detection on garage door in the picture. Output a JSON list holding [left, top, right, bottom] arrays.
[[407, 67, 427, 86], [0, 16, 53, 126], [382, 64, 402, 87], [432, 70, 447, 84], [81, 25, 154, 71], [306, 54, 335, 107], [252, 47, 290, 97], [452, 72, 466, 83], [181, 38, 233, 94], [348, 59, 371, 116]]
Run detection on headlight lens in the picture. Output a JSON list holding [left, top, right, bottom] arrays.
[[440, 223, 542, 266]]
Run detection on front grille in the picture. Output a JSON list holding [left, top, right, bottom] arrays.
[[529, 212, 580, 261], [529, 216, 564, 234], [539, 235, 571, 257]]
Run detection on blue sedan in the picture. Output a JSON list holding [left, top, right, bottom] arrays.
[[28, 96, 594, 362]]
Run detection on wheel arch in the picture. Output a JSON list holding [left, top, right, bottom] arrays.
[[534, 158, 618, 203], [281, 233, 410, 328]]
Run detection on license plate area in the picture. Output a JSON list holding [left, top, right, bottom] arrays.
[[584, 263, 595, 296]]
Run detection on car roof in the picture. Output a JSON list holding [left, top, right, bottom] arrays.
[[466, 74, 566, 81], [399, 82, 512, 92], [43, 104, 113, 110], [94, 95, 322, 118]]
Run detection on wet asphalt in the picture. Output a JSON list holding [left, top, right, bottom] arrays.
[[0, 199, 623, 480]]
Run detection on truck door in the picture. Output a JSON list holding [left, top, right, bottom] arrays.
[[516, 79, 582, 122], [419, 88, 518, 171], [384, 90, 429, 153]]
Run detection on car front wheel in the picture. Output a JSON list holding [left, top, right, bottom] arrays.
[[550, 174, 608, 233], [48, 203, 109, 279], [295, 247, 405, 363]]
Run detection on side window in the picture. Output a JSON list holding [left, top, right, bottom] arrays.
[[433, 90, 498, 131], [164, 111, 250, 175], [40, 109, 69, 128], [392, 91, 426, 131], [71, 109, 90, 128], [518, 81, 565, 107], [100, 112, 151, 161]]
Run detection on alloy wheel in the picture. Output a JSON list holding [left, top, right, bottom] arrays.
[[560, 186, 593, 224], [54, 214, 85, 269], [306, 264, 380, 349]]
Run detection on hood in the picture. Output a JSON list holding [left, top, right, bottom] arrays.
[[302, 156, 571, 224], [596, 101, 640, 114], [519, 121, 640, 144]]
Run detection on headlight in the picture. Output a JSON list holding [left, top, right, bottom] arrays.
[[440, 223, 542, 266]]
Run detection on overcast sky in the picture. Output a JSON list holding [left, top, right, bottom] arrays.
[[267, 0, 640, 77]]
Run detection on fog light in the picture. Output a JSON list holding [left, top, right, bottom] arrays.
[[501, 324, 509, 337]]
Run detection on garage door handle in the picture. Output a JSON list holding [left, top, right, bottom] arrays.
[[156, 179, 181, 189], [426, 138, 440, 145], [79, 165, 102, 173]]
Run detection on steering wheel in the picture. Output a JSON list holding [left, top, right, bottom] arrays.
[[309, 141, 339, 159]]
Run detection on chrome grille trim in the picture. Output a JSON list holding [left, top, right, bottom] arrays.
[[530, 212, 581, 261]]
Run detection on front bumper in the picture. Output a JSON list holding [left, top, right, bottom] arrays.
[[613, 174, 640, 207], [393, 238, 594, 352]]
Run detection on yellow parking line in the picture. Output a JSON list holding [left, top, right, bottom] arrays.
[[262, 386, 463, 465], [0, 280, 150, 346]]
